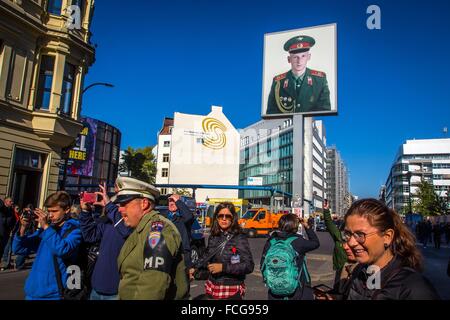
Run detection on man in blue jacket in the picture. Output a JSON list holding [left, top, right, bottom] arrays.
[[79, 183, 132, 300], [164, 194, 194, 275], [13, 191, 82, 300]]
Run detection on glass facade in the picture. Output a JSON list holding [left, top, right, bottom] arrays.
[[61, 117, 122, 194], [239, 129, 293, 203]]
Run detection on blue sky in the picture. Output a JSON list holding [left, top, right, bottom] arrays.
[[82, 0, 450, 198]]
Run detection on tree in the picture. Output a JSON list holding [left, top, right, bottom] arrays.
[[119, 146, 157, 184], [412, 180, 441, 216], [173, 188, 192, 197]]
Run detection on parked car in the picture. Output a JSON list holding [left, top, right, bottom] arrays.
[[316, 221, 327, 232]]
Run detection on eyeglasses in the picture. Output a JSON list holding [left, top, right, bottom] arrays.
[[341, 230, 379, 244], [217, 214, 233, 221]]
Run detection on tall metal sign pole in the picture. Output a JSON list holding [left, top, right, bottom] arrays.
[[292, 114, 305, 218]]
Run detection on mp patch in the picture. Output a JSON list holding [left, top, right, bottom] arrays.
[[143, 232, 173, 274]]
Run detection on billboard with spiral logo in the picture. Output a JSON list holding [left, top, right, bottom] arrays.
[[202, 117, 227, 150], [166, 106, 240, 201]]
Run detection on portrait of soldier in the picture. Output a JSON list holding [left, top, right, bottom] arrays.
[[266, 35, 331, 115]]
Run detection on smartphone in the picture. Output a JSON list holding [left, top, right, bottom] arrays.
[[82, 192, 97, 204], [313, 284, 333, 293]]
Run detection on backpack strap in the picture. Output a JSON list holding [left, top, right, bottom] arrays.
[[52, 224, 78, 299]]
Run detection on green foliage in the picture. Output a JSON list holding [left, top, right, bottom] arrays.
[[119, 146, 157, 184], [173, 188, 192, 197], [412, 180, 442, 216]]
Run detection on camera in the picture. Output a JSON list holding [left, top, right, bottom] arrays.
[[22, 206, 34, 220]]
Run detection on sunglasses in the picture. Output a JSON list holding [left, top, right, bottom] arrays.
[[341, 230, 379, 244], [217, 214, 233, 221]]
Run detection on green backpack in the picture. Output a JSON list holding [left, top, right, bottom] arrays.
[[261, 237, 310, 296]]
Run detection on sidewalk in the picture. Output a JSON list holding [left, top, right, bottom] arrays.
[[0, 254, 35, 273]]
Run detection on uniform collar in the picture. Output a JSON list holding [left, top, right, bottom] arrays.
[[290, 69, 307, 81]]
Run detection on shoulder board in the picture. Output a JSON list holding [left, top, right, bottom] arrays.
[[274, 73, 287, 81], [310, 70, 325, 77]]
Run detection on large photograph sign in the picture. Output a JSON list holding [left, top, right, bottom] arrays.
[[262, 23, 337, 118]]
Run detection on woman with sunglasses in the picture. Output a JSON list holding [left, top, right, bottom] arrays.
[[191, 202, 254, 300], [343, 198, 439, 300]]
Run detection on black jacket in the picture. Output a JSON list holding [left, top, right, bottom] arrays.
[[347, 255, 440, 300], [0, 205, 16, 238], [196, 230, 254, 285]]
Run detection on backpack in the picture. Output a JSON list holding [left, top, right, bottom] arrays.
[[261, 237, 310, 296]]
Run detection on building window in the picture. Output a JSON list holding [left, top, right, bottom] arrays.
[[48, 0, 62, 15], [36, 55, 55, 110], [60, 63, 76, 115], [163, 153, 169, 162], [72, 0, 84, 18], [267, 138, 272, 157], [6, 47, 27, 102], [163, 141, 170, 147], [162, 168, 168, 177], [161, 188, 167, 195]]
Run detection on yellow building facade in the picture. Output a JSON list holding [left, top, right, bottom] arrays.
[[0, 0, 95, 207]]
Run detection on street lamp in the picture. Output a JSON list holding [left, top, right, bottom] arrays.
[[280, 174, 287, 212], [59, 82, 114, 190], [82, 82, 114, 94]]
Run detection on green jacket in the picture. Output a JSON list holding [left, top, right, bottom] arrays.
[[118, 210, 189, 300], [267, 68, 331, 115], [323, 209, 348, 271]]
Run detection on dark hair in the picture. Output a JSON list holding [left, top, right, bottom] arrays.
[[278, 214, 300, 234], [44, 191, 71, 210], [210, 202, 242, 236], [344, 198, 423, 271]]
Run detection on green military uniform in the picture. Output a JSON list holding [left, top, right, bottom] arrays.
[[118, 210, 189, 300], [267, 68, 331, 114], [266, 35, 331, 115]]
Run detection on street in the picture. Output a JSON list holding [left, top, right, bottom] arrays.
[[0, 232, 449, 300]]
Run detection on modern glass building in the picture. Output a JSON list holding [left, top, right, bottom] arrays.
[[385, 138, 450, 214], [239, 117, 327, 216], [326, 146, 350, 216], [60, 117, 121, 195]]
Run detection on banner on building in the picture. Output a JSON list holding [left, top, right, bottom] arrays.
[[247, 176, 263, 186], [66, 117, 97, 177]]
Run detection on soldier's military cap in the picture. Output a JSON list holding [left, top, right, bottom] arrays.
[[112, 176, 160, 204], [284, 35, 316, 54]]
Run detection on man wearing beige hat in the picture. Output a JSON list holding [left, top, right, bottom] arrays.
[[114, 176, 189, 299]]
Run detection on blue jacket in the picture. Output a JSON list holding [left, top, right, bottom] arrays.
[[79, 202, 131, 295], [12, 219, 82, 300], [162, 200, 194, 268]]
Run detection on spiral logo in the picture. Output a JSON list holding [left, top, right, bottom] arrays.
[[202, 117, 227, 150]]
